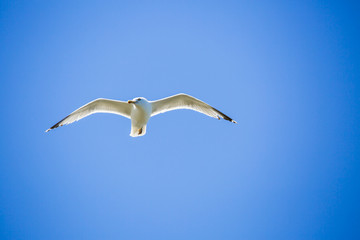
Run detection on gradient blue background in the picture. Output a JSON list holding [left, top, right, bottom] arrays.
[[1, 1, 359, 239]]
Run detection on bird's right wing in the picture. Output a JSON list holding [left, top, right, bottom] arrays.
[[46, 98, 131, 132], [150, 93, 237, 123]]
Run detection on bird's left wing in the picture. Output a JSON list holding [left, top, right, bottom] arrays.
[[46, 98, 131, 132], [150, 93, 237, 123]]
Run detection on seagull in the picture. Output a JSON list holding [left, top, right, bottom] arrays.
[[46, 93, 237, 137]]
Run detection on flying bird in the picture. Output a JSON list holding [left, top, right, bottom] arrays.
[[46, 93, 237, 137]]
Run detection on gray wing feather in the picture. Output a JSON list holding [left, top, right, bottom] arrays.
[[46, 98, 131, 132], [150, 93, 237, 123]]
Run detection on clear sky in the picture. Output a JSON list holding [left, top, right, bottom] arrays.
[[0, 0, 359, 239]]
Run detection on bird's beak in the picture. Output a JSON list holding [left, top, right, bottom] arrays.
[[128, 100, 136, 104]]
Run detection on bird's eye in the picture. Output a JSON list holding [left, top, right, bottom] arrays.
[[137, 98, 141, 101]]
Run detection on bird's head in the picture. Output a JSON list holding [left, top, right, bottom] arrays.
[[128, 97, 151, 112]]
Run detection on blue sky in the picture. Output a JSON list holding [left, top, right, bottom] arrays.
[[0, 0, 359, 239]]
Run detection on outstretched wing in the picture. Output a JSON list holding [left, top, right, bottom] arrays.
[[150, 93, 237, 123], [46, 98, 131, 132]]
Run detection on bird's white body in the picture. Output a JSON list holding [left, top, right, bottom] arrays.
[[129, 98, 152, 137], [46, 93, 237, 137]]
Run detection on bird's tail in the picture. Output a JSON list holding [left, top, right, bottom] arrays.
[[130, 125, 147, 137]]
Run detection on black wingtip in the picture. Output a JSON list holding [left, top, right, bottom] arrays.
[[46, 114, 70, 133], [45, 125, 58, 133], [45, 124, 59, 132], [211, 107, 237, 123]]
